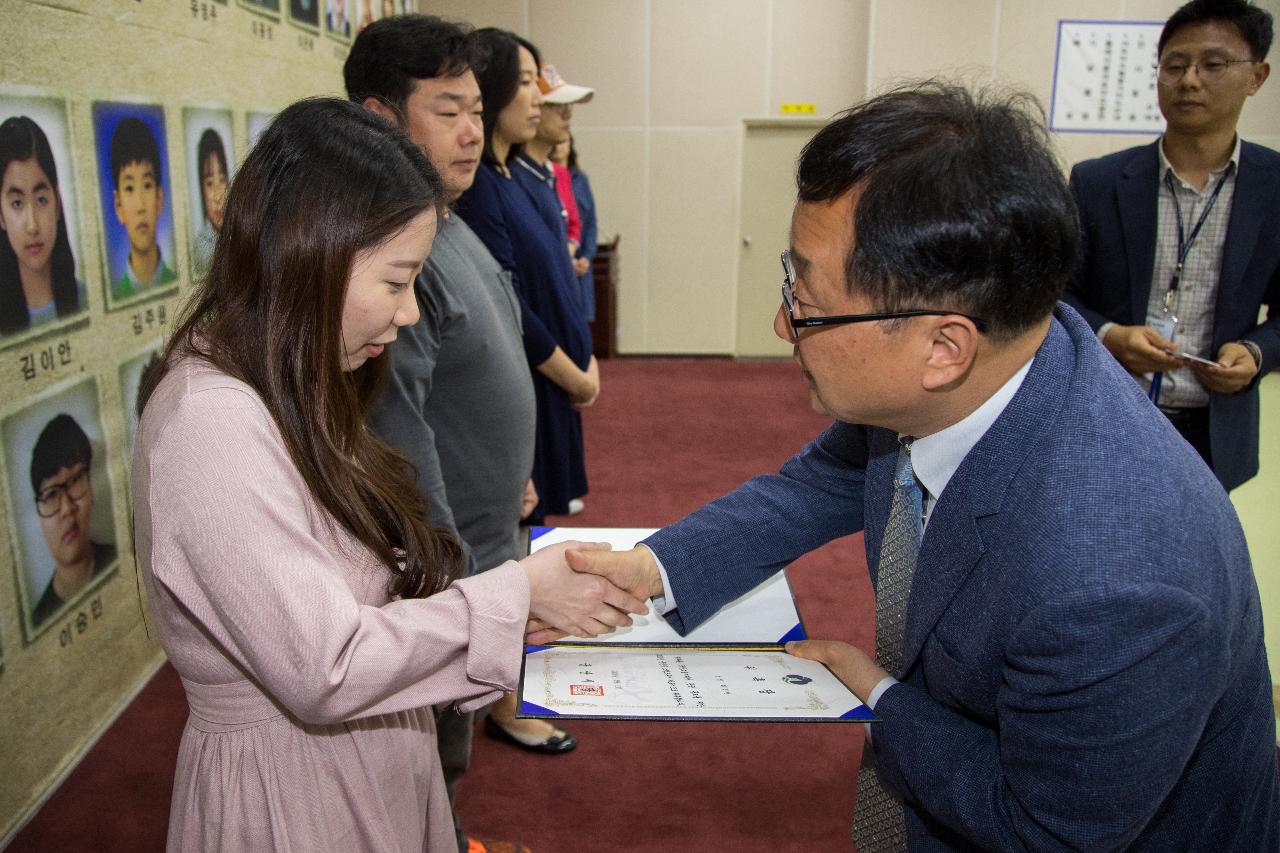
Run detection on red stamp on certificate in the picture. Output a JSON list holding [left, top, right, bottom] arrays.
[[570, 684, 604, 696]]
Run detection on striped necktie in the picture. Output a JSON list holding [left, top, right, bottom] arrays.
[[853, 437, 922, 851]]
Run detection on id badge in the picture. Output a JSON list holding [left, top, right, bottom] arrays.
[[1149, 316, 1177, 341]]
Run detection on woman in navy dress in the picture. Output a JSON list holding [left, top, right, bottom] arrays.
[[457, 29, 597, 523]]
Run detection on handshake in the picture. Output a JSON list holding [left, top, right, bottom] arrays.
[[517, 541, 666, 644]]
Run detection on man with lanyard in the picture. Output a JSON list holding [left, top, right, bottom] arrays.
[[1064, 0, 1279, 491]]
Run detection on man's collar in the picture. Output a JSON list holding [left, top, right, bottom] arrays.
[[908, 357, 1034, 504], [1158, 133, 1242, 185]]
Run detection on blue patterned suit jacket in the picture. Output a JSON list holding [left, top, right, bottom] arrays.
[[645, 305, 1279, 850], [1062, 140, 1280, 492]]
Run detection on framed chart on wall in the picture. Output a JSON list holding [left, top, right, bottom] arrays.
[[1050, 20, 1165, 134], [0, 94, 92, 350]]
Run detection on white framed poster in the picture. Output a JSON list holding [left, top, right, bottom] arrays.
[[1050, 20, 1164, 134]]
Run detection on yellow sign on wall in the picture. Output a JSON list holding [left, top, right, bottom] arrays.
[[779, 102, 817, 115]]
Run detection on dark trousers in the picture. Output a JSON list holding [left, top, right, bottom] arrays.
[[436, 706, 474, 853], [1162, 406, 1213, 470]]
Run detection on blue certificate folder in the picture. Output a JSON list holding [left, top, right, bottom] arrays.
[[520, 527, 874, 722], [518, 644, 876, 723]]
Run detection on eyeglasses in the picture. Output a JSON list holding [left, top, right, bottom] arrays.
[[35, 465, 90, 518], [1155, 57, 1256, 85], [779, 250, 987, 341], [543, 103, 573, 116]]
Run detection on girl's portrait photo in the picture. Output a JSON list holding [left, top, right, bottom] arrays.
[[182, 108, 235, 277], [0, 96, 88, 347]]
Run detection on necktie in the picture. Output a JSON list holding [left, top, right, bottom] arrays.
[[853, 438, 922, 852]]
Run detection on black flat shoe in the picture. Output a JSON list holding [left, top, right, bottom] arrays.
[[484, 715, 578, 755]]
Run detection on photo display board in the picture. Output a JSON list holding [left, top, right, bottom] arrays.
[[0, 0, 417, 841]]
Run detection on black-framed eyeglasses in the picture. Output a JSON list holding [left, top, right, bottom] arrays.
[[780, 250, 987, 341], [34, 464, 90, 518], [1155, 57, 1256, 86]]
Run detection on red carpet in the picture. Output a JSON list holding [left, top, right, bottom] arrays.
[[9, 358, 874, 853]]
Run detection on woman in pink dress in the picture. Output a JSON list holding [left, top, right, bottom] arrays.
[[131, 98, 643, 852]]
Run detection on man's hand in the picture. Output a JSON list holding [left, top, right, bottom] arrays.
[[520, 541, 648, 642], [785, 640, 887, 703], [573, 256, 590, 276], [1190, 341, 1259, 394], [566, 545, 664, 604], [1102, 324, 1181, 374], [520, 479, 538, 520]]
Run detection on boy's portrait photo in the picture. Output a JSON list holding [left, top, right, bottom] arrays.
[[92, 102, 179, 307], [246, 111, 274, 151], [325, 0, 352, 40], [182, 108, 234, 277], [0, 96, 89, 347], [289, 0, 320, 29], [3, 378, 119, 641], [118, 342, 162, 461]]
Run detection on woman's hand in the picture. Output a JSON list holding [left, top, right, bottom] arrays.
[[572, 356, 600, 410], [520, 540, 647, 641]]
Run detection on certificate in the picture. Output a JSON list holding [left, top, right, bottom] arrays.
[[519, 644, 875, 722], [529, 526, 806, 644]]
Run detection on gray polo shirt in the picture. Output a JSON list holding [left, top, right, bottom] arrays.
[[370, 212, 536, 575]]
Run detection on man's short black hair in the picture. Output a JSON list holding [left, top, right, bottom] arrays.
[[795, 81, 1078, 343], [30, 413, 91, 494], [109, 117, 163, 188], [1159, 0, 1274, 61], [344, 14, 473, 117]]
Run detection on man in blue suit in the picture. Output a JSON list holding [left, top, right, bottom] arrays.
[[564, 83, 1279, 850], [1063, 0, 1278, 491]]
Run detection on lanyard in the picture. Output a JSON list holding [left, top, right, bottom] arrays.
[[1161, 166, 1231, 312]]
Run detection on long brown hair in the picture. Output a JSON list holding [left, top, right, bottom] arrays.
[[140, 97, 462, 599]]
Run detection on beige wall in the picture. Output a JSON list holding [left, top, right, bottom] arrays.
[[868, 0, 1280, 166], [422, 0, 869, 353], [423, 0, 1279, 354]]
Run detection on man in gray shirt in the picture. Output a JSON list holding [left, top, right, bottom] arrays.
[[346, 16, 570, 853]]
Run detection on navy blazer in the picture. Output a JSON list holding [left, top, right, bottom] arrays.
[[645, 306, 1279, 850], [1063, 140, 1280, 491]]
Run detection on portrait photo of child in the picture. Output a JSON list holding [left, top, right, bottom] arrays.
[[325, 0, 352, 40], [239, 0, 281, 17], [0, 95, 89, 347], [118, 341, 162, 463], [3, 377, 119, 641], [182, 108, 234, 278], [92, 102, 179, 308], [246, 110, 275, 151], [289, 0, 320, 30]]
